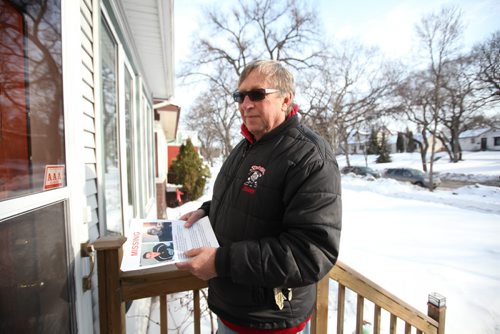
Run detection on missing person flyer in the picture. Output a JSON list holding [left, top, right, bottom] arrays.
[[120, 217, 219, 272]]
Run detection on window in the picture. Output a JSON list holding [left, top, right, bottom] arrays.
[[137, 94, 154, 216], [494, 137, 500, 146], [124, 67, 135, 212], [0, 0, 65, 201], [99, 9, 156, 226], [470, 138, 475, 144], [100, 19, 122, 234], [146, 103, 154, 200], [0, 202, 75, 333]]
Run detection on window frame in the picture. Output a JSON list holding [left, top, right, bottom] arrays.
[[121, 59, 136, 229], [494, 137, 500, 146], [97, 13, 124, 235], [97, 6, 156, 235]]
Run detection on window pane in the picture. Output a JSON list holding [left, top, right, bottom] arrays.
[[124, 69, 134, 209], [0, 0, 65, 201], [100, 20, 122, 234], [141, 96, 148, 214], [0, 202, 74, 333], [147, 103, 154, 200]]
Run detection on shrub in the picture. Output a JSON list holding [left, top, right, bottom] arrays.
[[169, 139, 211, 201]]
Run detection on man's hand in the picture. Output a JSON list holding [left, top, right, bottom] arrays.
[[175, 247, 218, 281], [179, 209, 205, 228]]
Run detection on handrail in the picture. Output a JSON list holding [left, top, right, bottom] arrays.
[[93, 236, 446, 334], [328, 261, 444, 334]]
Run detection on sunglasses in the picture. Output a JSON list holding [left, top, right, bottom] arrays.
[[232, 88, 280, 103]]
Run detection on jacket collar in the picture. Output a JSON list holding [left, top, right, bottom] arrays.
[[240, 104, 299, 144]]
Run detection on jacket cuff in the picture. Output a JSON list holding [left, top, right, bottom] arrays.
[[215, 246, 231, 277], [199, 201, 211, 216]]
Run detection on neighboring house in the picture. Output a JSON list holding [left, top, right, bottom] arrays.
[[154, 101, 181, 218], [386, 134, 398, 154], [345, 128, 444, 155], [459, 127, 500, 151], [0, 0, 175, 333], [412, 133, 444, 153], [346, 129, 370, 154], [167, 130, 201, 168], [346, 128, 396, 154]]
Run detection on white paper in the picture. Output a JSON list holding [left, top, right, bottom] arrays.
[[120, 216, 219, 272]]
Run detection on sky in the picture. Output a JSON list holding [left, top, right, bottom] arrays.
[[316, 0, 500, 59], [126, 150, 500, 334], [173, 0, 500, 113]]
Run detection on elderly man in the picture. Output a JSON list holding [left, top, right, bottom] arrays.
[[177, 60, 341, 334]]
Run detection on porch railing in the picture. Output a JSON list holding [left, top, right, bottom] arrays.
[[93, 236, 446, 334]]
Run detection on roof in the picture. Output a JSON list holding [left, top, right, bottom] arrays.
[[120, 0, 175, 100], [155, 100, 181, 141], [459, 128, 491, 139]]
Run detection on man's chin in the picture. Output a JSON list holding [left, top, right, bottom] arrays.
[[245, 124, 261, 133]]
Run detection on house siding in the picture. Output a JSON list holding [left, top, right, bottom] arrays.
[[80, 0, 101, 332]]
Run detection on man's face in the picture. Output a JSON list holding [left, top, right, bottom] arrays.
[[238, 71, 291, 141], [146, 251, 160, 259], [148, 228, 160, 235]]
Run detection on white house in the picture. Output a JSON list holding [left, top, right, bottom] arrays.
[[0, 0, 175, 332], [459, 127, 500, 151], [346, 128, 397, 154], [345, 128, 445, 155], [346, 129, 371, 154]]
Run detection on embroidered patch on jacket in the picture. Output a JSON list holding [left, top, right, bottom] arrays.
[[242, 165, 266, 194]]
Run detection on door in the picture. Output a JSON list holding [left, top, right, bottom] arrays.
[[481, 137, 487, 151], [0, 1, 75, 332]]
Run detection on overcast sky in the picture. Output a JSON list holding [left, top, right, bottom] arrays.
[[173, 0, 500, 111]]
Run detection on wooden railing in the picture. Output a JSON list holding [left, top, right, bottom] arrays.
[[93, 236, 446, 334]]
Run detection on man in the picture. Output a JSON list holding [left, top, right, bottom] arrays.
[[147, 222, 173, 242], [176, 60, 341, 334], [143, 242, 174, 262]]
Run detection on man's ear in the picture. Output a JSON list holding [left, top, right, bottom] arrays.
[[282, 92, 293, 111]]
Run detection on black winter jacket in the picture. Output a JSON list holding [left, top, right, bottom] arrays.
[[200, 114, 342, 330]]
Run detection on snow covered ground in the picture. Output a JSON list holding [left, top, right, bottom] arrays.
[[140, 151, 500, 334]]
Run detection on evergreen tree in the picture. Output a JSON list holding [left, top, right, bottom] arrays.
[[396, 132, 406, 153], [169, 139, 211, 201], [406, 130, 417, 153], [367, 128, 379, 155], [376, 132, 392, 163]]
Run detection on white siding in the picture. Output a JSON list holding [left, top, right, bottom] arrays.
[[80, 0, 100, 332]]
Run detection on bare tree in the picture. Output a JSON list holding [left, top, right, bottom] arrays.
[[394, 70, 436, 172], [185, 68, 240, 160], [472, 31, 500, 102], [414, 5, 464, 189], [300, 40, 398, 161], [180, 0, 326, 159], [437, 54, 491, 162]]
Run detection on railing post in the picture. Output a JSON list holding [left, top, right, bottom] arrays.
[[427, 292, 446, 334], [311, 275, 329, 334], [194, 290, 201, 334], [93, 236, 127, 334], [160, 295, 168, 334]]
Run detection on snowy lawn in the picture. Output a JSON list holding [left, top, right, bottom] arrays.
[[142, 151, 500, 334]]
